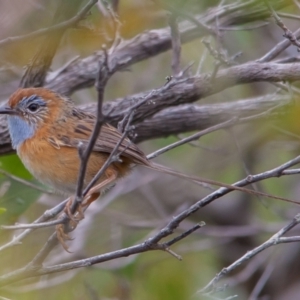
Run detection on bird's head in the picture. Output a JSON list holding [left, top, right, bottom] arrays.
[[0, 88, 69, 149]]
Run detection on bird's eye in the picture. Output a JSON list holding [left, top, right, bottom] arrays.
[[28, 103, 39, 112]]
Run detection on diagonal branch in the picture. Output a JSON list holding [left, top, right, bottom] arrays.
[[199, 214, 300, 294]]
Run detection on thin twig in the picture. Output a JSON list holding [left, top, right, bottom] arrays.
[[264, 0, 300, 52], [0, 199, 67, 252], [1, 219, 63, 230], [164, 222, 205, 247], [147, 118, 239, 160], [74, 48, 110, 208], [147, 102, 283, 160], [219, 22, 269, 31], [277, 12, 300, 21], [169, 14, 181, 76], [199, 214, 300, 294], [249, 263, 274, 300], [258, 27, 300, 62], [0, 169, 53, 194]]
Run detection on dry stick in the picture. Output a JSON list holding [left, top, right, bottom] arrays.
[[219, 22, 269, 31], [275, 56, 300, 63], [0, 199, 68, 252], [282, 169, 300, 175], [110, 86, 165, 120], [2, 219, 63, 230], [199, 214, 300, 294], [258, 27, 300, 63], [147, 118, 239, 160], [29, 233, 58, 267], [202, 38, 234, 66], [169, 14, 182, 76], [1, 155, 300, 286], [164, 222, 205, 248], [147, 101, 284, 160], [277, 12, 300, 21], [0, 0, 98, 48], [249, 263, 274, 300], [0, 169, 53, 194], [264, 0, 300, 51], [73, 49, 110, 210], [225, 254, 269, 287]]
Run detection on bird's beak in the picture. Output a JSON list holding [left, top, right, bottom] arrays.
[[0, 106, 17, 115]]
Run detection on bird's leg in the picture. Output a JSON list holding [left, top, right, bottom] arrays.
[[64, 195, 84, 222], [56, 222, 75, 252], [82, 171, 117, 205], [56, 170, 118, 251], [63, 170, 117, 221], [55, 196, 78, 251]]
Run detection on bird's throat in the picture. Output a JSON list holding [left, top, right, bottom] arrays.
[[7, 116, 35, 150]]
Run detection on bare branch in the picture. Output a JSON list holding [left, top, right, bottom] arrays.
[[200, 214, 300, 294], [169, 14, 182, 76], [0, 169, 53, 194], [0, 199, 68, 252], [74, 48, 109, 206], [264, 0, 300, 51]]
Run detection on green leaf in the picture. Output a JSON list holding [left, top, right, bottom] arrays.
[[0, 154, 41, 224], [0, 154, 33, 180]]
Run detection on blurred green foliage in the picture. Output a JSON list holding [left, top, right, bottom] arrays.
[[0, 155, 40, 224]]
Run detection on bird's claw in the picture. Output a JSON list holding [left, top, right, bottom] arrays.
[[56, 197, 86, 252]]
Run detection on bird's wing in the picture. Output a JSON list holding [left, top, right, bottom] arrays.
[[49, 116, 149, 166]]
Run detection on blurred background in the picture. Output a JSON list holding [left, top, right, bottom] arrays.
[[0, 0, 300, 299]]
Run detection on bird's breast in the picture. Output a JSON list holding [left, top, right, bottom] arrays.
[[17, 137, 126, 194]]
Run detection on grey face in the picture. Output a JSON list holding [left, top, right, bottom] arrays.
[[6, 95, 48, 150], [16, 95, 47, 115]]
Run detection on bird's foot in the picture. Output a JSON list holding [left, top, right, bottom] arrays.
[[55, 196, 85, 251]]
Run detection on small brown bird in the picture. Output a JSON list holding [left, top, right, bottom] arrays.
[[0, 87, 296, 249]]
